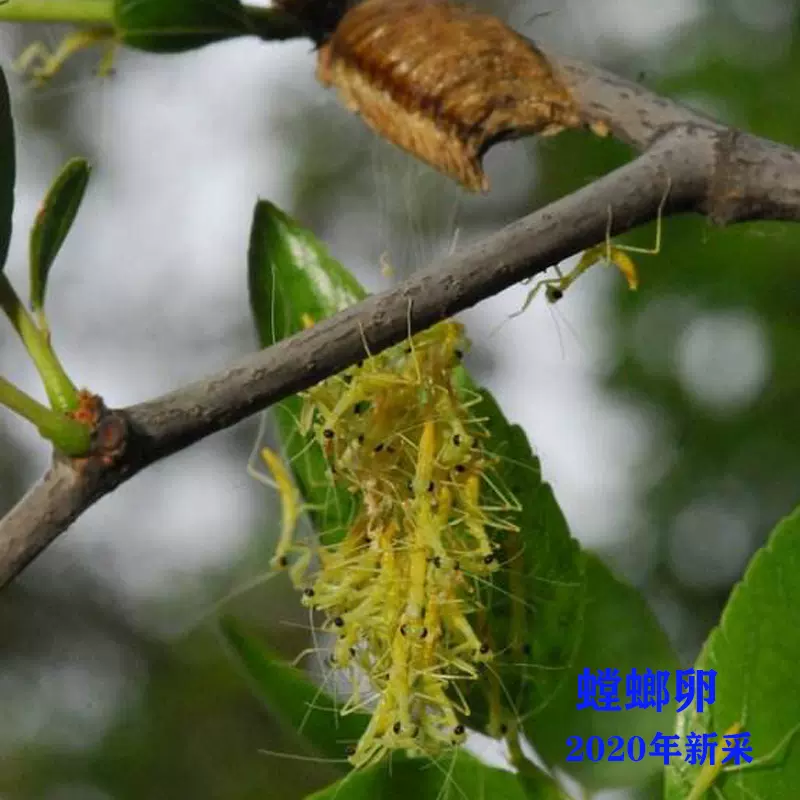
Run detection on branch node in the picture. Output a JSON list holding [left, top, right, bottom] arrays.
[[67, 390, 128, 469]]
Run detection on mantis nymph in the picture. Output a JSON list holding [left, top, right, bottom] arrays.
[[510, 180, 671, 318], [15, 29, 117, 86]]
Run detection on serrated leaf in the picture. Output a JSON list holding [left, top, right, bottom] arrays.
[[525, 554, 679, 790], [460, 389, 588, 734], [665, 505, 800, 800], [306, 750, 533, 800], [219, 616, 367, 763], [114, 0, 250, 52], [29, 158, 90, 312], [248, 199, 364, 543], [247, 202, 676, 794], [0, 65, 15, 271]]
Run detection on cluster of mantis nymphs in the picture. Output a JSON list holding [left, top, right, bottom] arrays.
[[257, 318, 521, 767]]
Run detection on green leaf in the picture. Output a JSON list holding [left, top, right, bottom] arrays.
[[219, 615, 367, 763], [248, 199, 364, 544], [247, 203, 589, 728], [29, 158, 90, 312], [246, 200, 588, 753], [0, 64, 15, 271], [665, 505, 800, 800], [247, 202, 676, 794], [114, 0, 250, 52], [525, 554, 679, 790], [249, 200, 367, 336], [306, 750, 533, 800]]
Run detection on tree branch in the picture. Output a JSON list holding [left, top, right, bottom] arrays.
[[2, 49, 800, 589]]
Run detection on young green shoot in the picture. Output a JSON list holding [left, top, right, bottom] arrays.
[[0, 374, 89, 453], [0, 271, 78, 412]]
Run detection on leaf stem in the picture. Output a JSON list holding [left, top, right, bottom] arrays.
[[0, 0, 113, 25], [505, 727, 569, 799], [242, 5, 306, 41], [0, 375, 90, 454], [0, 272, 78, 411]]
